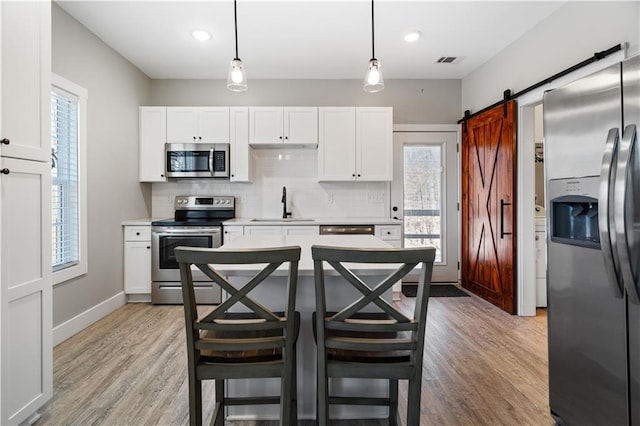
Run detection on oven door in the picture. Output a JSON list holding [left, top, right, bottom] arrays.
[[151, 227, 222, 282]]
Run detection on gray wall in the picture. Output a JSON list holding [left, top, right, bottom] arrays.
[[151, 79, 462, 124], [52, 4, 152, 327], [462, 1, 640, 113]]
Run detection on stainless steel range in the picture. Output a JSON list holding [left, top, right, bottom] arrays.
[[151, 195, 235, 304]]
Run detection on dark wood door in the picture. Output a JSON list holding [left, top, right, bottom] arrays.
[[461, 101, 517, 314]]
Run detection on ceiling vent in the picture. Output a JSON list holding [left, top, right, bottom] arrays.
[[435, 56, 464, 64]]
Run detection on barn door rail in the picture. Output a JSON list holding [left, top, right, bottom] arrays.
[[458, 44, 622, 124]]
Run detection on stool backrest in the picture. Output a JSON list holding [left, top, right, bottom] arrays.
[[311, 245, 436, 363], [175, 246, 301, 358]]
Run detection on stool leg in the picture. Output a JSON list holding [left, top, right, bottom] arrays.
[[389, 379, 399, 426], [406, 375, 422, 426], [316, 355, 328, 425], [188, 375, 201, 426], [214, 379, 225, 426]]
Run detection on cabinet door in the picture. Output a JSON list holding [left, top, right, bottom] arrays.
[[124, 241, 152, 294], [356, 107, 393, 181], [0, 0, 50, 162], [282, 226, 319, 236], [223, 225, 244, 243], [249, 107, 284, 144], [318, 107, 356, 181], [166, 107, 199, 143], [0, 157, 52, 425], [230, 107, 251, 182], [244, 226, 282, 236], [139, 107, 167, 182], [284, 107, 317, 145], [199, 107, 230, 144]]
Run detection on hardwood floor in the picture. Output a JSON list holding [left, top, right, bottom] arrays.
[[38, 290, 552, 425]]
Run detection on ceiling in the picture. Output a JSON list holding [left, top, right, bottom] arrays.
[[57, 1, 567, 80]]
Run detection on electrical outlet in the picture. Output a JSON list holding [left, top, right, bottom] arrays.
[[367, 193, 384, 203]]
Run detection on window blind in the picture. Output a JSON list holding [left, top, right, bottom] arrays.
[[51, 88, 80, 271]]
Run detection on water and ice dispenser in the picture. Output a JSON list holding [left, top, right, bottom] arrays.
[[548, 177, 601, 249]]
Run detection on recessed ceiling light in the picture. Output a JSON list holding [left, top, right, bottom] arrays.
[[404, 31, 421, 43], [191, 30, 211, 41]]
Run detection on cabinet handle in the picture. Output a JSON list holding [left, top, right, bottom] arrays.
[[1, 168, 9, 175], [0, 138, 9, 145], [146, 246, 151, 249], [193, 136, 196, 140], [279, 136, 283, 140], [198, 136, 202, 140], [285, 136, 288, 140], [136, 232, 140, 236], [357, 174, 361, 177], [161, 174, 164, 178], [352, 173, 356, 177]]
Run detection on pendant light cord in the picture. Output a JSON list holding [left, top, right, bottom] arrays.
[[370, 0, 376, 60], [234, 0, 239, 60]]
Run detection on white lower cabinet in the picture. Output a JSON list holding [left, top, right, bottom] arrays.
[[282, 226, 319, 236], [123, 226, 151, 297], [244, 226, 283, 236], [223, 225, 245, 243], [375, 224, 402, 248]]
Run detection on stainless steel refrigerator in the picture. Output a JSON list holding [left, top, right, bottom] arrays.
[[543, 55, 639, 425]]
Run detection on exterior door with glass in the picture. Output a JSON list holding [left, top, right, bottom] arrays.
[[391, 130, 459, 282]]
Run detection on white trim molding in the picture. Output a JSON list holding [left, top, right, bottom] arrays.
[[53, 292, 127, 346]]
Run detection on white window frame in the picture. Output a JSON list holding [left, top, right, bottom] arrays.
[[51, 74, 88, 285]]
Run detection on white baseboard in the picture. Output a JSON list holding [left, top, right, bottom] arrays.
[[53, 292, 127, 346]]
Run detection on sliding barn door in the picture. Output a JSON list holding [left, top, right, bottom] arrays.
[[461, 101, 517, 314]]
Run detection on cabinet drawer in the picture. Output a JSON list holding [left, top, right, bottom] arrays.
[[124, 226, 151, 241], [375, 225, 401, 240]]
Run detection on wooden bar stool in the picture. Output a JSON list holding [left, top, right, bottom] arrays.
[[175, 245, 301, 426], [311, 245, 436, 426]]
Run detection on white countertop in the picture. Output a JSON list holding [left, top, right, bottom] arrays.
[[224, 217, 402, 226], [212, 234, 397, 276], [121, 218, 158, 226]]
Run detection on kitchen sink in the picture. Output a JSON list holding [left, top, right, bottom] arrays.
[[251, 218, 315, 222]]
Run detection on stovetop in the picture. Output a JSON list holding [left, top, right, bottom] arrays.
[[152, 195, 235, 227]]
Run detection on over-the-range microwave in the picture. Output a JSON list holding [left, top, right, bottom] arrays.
[[165, 143, 230, 178]]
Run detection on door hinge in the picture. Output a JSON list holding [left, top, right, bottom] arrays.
[[456, 143, 459, 153], [457, 261, 460, 270], [457, 202, 460, 211]]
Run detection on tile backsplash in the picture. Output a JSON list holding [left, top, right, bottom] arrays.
[[151, 148, 390, 219]]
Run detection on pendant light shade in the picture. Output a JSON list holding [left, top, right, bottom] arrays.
[[227, 0, 247, 92], [363, 0, 384, 93]]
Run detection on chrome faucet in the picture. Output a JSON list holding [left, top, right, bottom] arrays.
[[281, 186, 291, 219]]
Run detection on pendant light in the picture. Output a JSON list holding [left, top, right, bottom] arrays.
[[227, 0, 247, 92], [363, 0, 384, 92]]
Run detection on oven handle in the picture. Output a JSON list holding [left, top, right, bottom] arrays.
[[152, 228, 221, 235]]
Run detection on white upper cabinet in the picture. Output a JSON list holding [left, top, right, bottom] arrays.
[[356, 107, 393, 181], [166, 107, 230, 144], [317, 107, 357, 181], [229, 107, 252, 182], [249, 107, 318, 147], [0, 0, 50, 163], [318, 107, 393, 181], [139, 107, 166, 182]]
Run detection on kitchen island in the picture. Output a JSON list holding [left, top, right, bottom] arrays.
[[213, 234, 398, 421]]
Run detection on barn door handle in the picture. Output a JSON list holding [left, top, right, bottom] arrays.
[[500, 199, 512, 239]]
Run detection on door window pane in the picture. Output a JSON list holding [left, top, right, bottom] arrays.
[[403, 145, 442, 262]]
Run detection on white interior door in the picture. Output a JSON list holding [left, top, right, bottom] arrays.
[[391, 131, 459, 283]]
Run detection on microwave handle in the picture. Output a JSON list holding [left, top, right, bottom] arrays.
[[209, 148, 214, 176]]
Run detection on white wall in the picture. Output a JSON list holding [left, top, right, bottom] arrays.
[[51, 4, 152, 329], [462, 1, 640, 114], [151, 79, 461, 125]]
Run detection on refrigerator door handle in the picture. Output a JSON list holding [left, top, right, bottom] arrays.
[[598, 127, 623, 298], [614, 124, 639, 304]]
